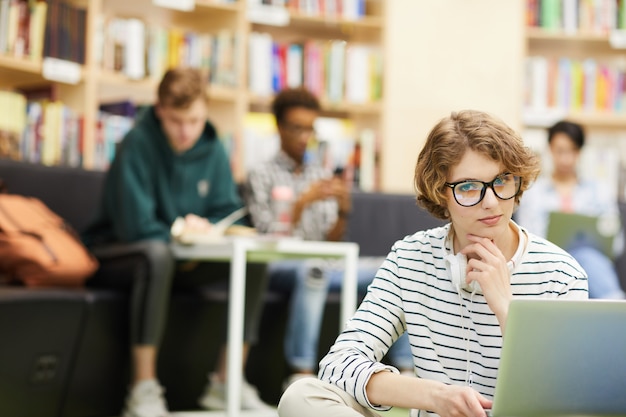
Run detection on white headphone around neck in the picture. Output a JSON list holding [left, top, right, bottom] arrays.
[[445, 252, 481, 294]]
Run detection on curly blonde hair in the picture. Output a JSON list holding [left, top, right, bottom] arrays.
[[414, 110, 540, 220]]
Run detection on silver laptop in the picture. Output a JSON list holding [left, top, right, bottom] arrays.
[[491, 299, 626, 417], [546, 212, 620, 259]]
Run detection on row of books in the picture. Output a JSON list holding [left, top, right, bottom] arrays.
[[2, 97, 380, 189], [248, 33, 382, 103], [93, 112, 135, 170], [0, 0, 46, 60], [0, 0, 86, 64], [22, 101, 84, 168], [524, 56, 626, 113], [0, 89, 134, 169], [20, 102, 135, 170], [526, 0, 626, 33], [97, 17, 238, 86], [252, 0, 367, 20], [3, 92, 246, 173]]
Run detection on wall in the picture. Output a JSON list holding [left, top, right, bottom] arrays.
[[381, 0, 525, 193]]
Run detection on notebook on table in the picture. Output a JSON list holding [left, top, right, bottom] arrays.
[[546, 212, 620, 259], [490, 299, 626, 417]]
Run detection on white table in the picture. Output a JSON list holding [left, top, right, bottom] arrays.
[[170, 237, 360, 417]]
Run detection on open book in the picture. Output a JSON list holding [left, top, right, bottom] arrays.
[[170, 208, 257, 245]]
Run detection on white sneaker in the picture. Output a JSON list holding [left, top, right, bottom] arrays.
[[122, 379, 168, 417], [198, 373, 274, 411]]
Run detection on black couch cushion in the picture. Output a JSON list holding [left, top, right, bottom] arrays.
[[346, 191, 444, 257], [0, 288, 87, 417], [0, 159, 104, 233]]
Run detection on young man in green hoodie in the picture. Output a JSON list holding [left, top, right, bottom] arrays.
[[83, 68, 272, 417]]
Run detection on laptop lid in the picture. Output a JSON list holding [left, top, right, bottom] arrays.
[[546, 212, 619, 259], [491, 299, 626, 417]]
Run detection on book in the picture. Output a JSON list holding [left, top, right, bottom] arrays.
[[248, 32, 273, 96], [99, 100, 136, 118], [326, 40, 346, 102], [171, 207, 255, 245], [286, 43, 303, 88], [345, 44, 369, 103], [124, 18, 146, 80], [28, 0, 47, 60], [0, 0, 10, 54]]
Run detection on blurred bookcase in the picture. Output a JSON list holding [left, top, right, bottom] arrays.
[[0, 0, 385, 190], [523, 0, 626, 201]]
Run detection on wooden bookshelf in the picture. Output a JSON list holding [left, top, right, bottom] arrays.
[[195, 0, 242, 12], [526, 26, 612, 43], [524, 1, 626, 130], [248, 93, 382, 115], [0, 55, 45, 87], [0, 0, 386, 187]]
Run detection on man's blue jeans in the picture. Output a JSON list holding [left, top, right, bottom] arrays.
[[267, 258, 413, 373]]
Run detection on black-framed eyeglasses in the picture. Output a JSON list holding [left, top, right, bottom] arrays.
[[279, 121, 316, 137], [445, 173, 521, 207]]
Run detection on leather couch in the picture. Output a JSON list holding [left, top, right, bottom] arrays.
[[0, 158, 443, 416]]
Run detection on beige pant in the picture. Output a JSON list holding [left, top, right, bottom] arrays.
[[278, 377, 383, 417]]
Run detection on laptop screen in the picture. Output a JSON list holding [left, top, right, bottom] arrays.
[[491, 299, 626, 417], [546, 212, 619, 259]]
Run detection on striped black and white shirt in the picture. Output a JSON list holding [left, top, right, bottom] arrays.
[[319, 222, 588, 417]]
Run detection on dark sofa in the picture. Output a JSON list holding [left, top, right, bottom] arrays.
[[0, 158, 444, 416]]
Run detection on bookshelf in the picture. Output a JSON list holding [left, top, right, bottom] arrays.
[[0, 0, 385, 188], [523, 1, 626, 129], [523, 0, 626, 201]]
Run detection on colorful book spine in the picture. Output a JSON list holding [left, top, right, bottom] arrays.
[[525, 55, 626, 115]]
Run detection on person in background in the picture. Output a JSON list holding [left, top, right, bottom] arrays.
[[243, 87, 413, 390], [278, 110, 588, 417], [83, 67, 272, 417], [515, 120, 626, 299]]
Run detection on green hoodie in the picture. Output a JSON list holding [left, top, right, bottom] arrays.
[[83, 106, 242, 245]]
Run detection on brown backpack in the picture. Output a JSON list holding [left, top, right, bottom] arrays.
[[0, 194, 98, 287]]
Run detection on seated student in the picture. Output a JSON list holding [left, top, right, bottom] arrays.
[[515, 120, 625, 299], [243, 87, 413, 389], [278, 110, 588, 417], [83, 67, 272, 417]]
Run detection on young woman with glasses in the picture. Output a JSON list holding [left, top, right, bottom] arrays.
[[278, 110, 588, 417]]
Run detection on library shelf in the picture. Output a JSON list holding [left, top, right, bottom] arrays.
[[524, 22, 626, 132], [526, 26, 612, 43], [248, 93, 382, 116], [288, 12, 383, 30], [195, 0, 242, 13], [2, 0, 386, 188], [0, 54, 42, 74]]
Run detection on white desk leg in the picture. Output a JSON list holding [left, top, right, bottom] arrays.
[[340, 244, 360, 329], [226, 239, 247, 417]]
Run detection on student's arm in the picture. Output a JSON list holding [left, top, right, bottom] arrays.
[[107, 139, 170, 242], [291, 177, 351, 241], [367, 371, 492, 417]]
